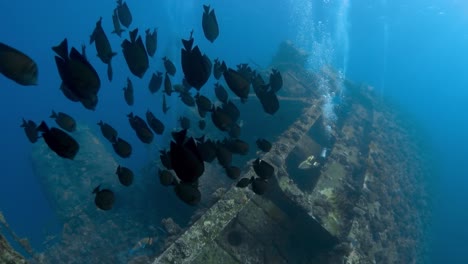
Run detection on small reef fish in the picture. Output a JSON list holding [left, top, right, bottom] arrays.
[[128, 237, 154, 255], [298, 155, 320, 170]]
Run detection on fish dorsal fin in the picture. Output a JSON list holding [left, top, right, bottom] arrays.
[[171, 129, 187, 144], [130, 28, 138, 42], [186, 137, 203, 163], [203, 5, 210, 13], [37, 121, 49, 133], [92, 184, 101, 194], [52, 38, 69, 59]]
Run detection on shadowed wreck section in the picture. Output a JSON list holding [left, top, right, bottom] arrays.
[[153, 42, 431, 264]]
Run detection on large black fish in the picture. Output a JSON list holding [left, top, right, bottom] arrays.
[[111, 136, 132, 158], [196, 136, 217, 163], [202, 5, 219, 43], [21, 119, 39, 143], [237, 63, 254, 83], [179, 116, 191, 130], [222, 62, 250, 103], [93, 185, 115, 211], [122, 29, 149, 78], [60, 82, 80, 102], [178, 91, 195, 108], [159, 169, 176, 186], [221, 100, 240, 123], [170, 129, 204, 183], [37, 121, 79, 160], [148, 71, 163, 94], [163, 57, 176, 76], [50, 110, 76, 132], [146, 110, 165, 135], [90, 17, 117, 82], [253, 158, 274, 179], [123, 77, 134, 106], [0, 42, 38, 86], [195, 93, 212, 118], [111, 8, 125, 37], [211, 106, 233, 132], [181, 31, 212, 90], [252, 178, 268, 195], [97, 121, 117, 142], [116, 0, 132, 28], [52, 39, 101, 110], [145, 28, 157, 58], [225, 166, 241, 180], [257, 86, 280, 115], [224, 138, 249, 156], [256, 138, 272, 152], [216, 143, 232, 168], [128, 113, 154, 144]]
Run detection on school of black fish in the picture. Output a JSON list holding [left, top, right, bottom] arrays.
[[2, 2, 285, 209]]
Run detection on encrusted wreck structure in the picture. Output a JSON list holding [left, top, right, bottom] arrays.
[[0, 41, 431, 264]]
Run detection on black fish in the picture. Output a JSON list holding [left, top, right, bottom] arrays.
[[50, 110, 76, 132], [160, 149, 172, 170], [252, 178, 268, 195], [236, 176, 253, 188], [122, 29, 148, 78], [237, 63, 254, 83], [111, 136, 132, 158], [173, 83, 189, 94], [111, 8, 125, 37], [170, 129, 205, 183], [116, 0, 132, 28], [148, 71, 163, 94], [159, 169, 176, 186], [211, 106, 233, 132], [93, 185, 115, 211], [21, 119, 39, 143], [162, 94, 170, 114], [97, 121, 117, 142], [223, 62, 250, 103], [269, 69, 283, 93], [123, 77, 134, 106], [116, 165, 134, 186], [214, 83, 228, 103], [174, 182, 201, 206], [179, 116, 191, 130], [256, 138, 272, 152], [253, 158, 274, 179], [196, 136, 217, 163], [225, 166, 241, 180], [163, 56, 176, 76], [213, 59, 223, 80], [225, 138, 249, 156], [257, 86, 279, 115], [181, 31, 212, 90], [52, 39, 100, 110], [216, 143, 232, 168], [202, 5, 219, 43], [164, 72, 172, 96], [221, 100, 240, 123], [90, 17, 117, 82], [199, 120, 206, 130], [228, 123, 241, 138], [128, 112, 154, 144], [179, 91, 195, 107], [145, 28, 157, 58], [37, 121, 79, 160], [0, 42, 38, 86], [146, 110, 165, 135], [195, 93, 212, 117]]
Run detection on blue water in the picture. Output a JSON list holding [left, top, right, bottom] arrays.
[[0, 0, 467, 263]]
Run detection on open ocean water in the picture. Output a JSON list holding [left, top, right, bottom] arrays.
[[0, 0, 467, 263]]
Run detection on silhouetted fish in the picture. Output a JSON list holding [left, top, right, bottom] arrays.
[[164, 72, 172, 96], [202, 5, 219, 43], [111, 136, 132, 158], [256, 138, 272, 152], [97, 121, 117, 142], [111, 8, 125, 37], [159, 169, 176, 186], [225, 138, 249, 156], [116, 0, 132, 28], [90, 17, 117, 82], [123, 77, 134, 106], [148, 71, 163, 94], [37, 121, 79, 160], [216, 143, 232, 168], [223, 62, 250, 103], [253, 158, 274, 179], [179, 91, 195, 107], [93, 185, 115, 210], [162, 94, 170, 114], [179, 116, 191, 130], [213, 59, 223, 80], [116, 165, 134, 186], [146, 110, 165, 135], [163, 56, 176, 76], [50, 110, 76, 132], [269, 69, 283, 93], [145, 28, 157, 58], [236, 176, 253, 188], [174, 182, 201, 206], [122, 29, 148, 78], [128, 112, 154, 144], [252, 178, 268, 195], [0, 42, 38, 86], [170, 129, 205, 183], [21, 119, 39, 143], [214, 83, 228, 103], [181, 31, 212, 90], [225, 166, 241, 180]]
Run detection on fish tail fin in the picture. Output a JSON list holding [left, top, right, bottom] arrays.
[[92, 185, 101, 194], [203, 5, 210, 13], [107, 63, 113, 82], [129, 29, 138, 42], [20, 118, 27, 127], [52, 38, 69, 59], [50, 110, 57, 119]]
